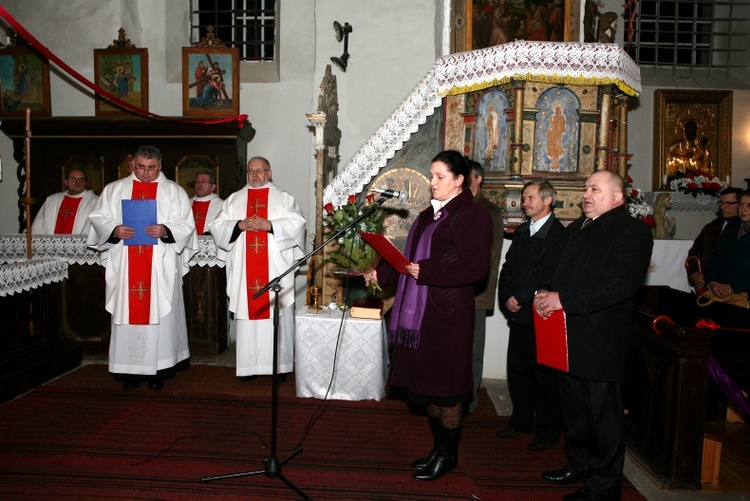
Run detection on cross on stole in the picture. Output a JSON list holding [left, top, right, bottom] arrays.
[[194, 213, 205, 222], [247, 279, 265, 295], [59, 207, 74, 220], [247, 236, 266, 254], [135, 245, 148, 254], [130, 280, 149, 300], [248, 199, 266, 215]]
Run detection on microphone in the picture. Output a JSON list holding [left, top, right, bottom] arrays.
[[369, 188, 408, 201]]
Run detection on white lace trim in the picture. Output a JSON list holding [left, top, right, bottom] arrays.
[[324, 41, 641, 207], [0, 234, 225, 268], [645, 191, 721, 213], [0, 258, 69, 297]]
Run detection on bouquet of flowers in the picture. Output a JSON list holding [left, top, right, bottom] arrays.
[[626, 176, 655, 228], [669, 170, 726, 198], [322, 194, 385, 294]]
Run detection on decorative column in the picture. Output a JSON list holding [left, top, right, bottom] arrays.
[[596, 85, 614, 172], [615, 94, 630, 180], [509, 80, 526, 179]]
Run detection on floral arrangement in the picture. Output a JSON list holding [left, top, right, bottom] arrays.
[[322, 194, 385, 294], [668, 170, 726, 198], [626, 176, 655, 228]]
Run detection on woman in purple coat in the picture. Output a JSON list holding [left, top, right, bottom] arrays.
[[372, 150, 492, 481]]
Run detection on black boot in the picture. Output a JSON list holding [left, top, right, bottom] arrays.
[[411, 416, 440, 469], [412, 425, 460, 481]]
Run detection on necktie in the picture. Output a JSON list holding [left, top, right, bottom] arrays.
[[581, 218, 593, 230]]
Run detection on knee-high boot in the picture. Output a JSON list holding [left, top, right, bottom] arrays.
[[411, 416, 440, 469], [412, 424, 460, 481]]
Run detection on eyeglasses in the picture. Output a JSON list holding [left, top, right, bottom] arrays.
[[718, 201, 738, 206], [247, 169, 270, 175], [135, 165, 159, 172], [194, 180, 215, 185], [67, 177, 87, 182]]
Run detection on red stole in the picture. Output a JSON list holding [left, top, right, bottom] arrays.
[[245, 188, 270, 319], [128, 181, 158, 325], [53, 195, 83, 234], [192, 200, 210, 235]]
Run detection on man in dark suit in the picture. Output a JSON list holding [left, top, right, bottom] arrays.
[[496, 179, 565, 450], [534, 170, 653, 500], [686, 187, 743, 292]]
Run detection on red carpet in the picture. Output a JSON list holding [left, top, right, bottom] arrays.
[[0, 364, 644, 500]]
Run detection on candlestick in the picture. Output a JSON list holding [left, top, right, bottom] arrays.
[[725, 175, 731, 185]]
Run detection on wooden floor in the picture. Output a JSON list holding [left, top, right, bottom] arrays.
[[705, 422, 750, 492]]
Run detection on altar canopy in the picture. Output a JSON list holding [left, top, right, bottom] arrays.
[[324, 41, 642, 207]]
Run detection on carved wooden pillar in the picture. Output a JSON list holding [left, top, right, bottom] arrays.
[[596, 85, 615, 172], [615, 94, 630, 180], [509, 80, 526, 179]]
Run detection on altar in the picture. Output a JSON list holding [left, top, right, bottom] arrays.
[[295, 306, 388, 401], [644, 239, 694, 292]]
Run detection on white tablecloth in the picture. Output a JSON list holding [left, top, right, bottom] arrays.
[[0, 259, 69, 297], [295, 306, 388, 401], [644, 239, 693, 292]]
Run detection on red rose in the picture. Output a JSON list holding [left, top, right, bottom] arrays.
[[348, 195, 357, 204], [631, 189, 639, 198], [711, 182, 721, 190], [627, 176, 633, 183], [324, 202, 334, 212], [687, 182, 698, 190], [366, 194, 375, 203], [685, 172, 694, 179], [641, 216, 656, 228]]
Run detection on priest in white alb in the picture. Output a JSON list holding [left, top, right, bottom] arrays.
[[209, 156, 306, 381], [31, 168, 98, 234], [190, 170, 223, 234], [87, 145, 197, 390]]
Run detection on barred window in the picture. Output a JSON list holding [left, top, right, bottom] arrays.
[[626, 0, 749, 81], [190, 0, 276, 61]]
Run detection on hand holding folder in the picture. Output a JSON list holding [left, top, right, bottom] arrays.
[[358, 232, 410, 273], [532, 307, 569, 372], [121, 199, 158, 246]]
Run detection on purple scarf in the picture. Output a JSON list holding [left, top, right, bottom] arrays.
[[388, 208, 446, 348]]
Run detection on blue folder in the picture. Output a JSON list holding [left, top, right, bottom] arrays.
[[122, 199, 158, 246]]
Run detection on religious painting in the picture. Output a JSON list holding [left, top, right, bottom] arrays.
[[117, 155, 134, 179], [61, 156, 104, 195], [652, 90, 732, 191], [94, 46, 149, 116], [468, 0, 571, 50], [175, 155, 220, 197], [533, 87, 580, 173], [0, 46, 51, 116], [473, 89, 510, 173], [182, 46, 240, 117]]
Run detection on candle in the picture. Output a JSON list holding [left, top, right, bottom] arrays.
[[726, 175, 731, 185], [662, 174, 668, 186]]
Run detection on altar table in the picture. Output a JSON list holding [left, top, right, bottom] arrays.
[[644, 239, 694, 292], [295, 306, 388, 401]]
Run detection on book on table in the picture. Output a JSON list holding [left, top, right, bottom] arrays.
[[349, 299, 384, 319]]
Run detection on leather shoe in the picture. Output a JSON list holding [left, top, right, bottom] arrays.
[[148, 380, 164, 390], [122, 381, 141, 390], [541, 468, 590, 485], [563, 487, 616, 500], [495, 426, 532, 438], [527, 437, 557, 451]]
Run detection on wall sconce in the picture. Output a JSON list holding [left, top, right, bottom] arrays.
[[331, 21, 352, 72]]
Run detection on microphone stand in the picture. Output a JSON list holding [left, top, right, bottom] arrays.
[[201, 195, 390, 499]]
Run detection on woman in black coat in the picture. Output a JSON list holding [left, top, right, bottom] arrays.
[[372, 150, 492, 481]]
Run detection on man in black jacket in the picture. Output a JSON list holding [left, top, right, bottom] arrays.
[[534, 170, 653, 501], [496, 179, 565, 451]]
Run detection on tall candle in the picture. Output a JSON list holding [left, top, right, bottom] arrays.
[[726, 175, 731, 185], [662, 174, 668, 186]]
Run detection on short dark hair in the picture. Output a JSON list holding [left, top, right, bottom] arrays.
[[467, 158, 485, 179], [196, 170, 216, 185], [721, 187, 743, 199], [523, 179, 556, 206], [431, 150, 471, 190], [134, 145, 162, 164]]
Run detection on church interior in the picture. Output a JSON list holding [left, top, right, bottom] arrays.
[[1, 0, 749, 498]]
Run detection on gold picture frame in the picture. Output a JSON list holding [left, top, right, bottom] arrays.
[[182, 46, 240, 117], [652, 89, 732, 190]]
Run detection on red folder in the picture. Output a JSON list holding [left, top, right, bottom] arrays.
[[533, 308, 569, 372], [358, 232, 410, 273]]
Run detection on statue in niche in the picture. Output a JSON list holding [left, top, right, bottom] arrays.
[[653, 192, 677, 239], [484, 103, 500, 160], [546, 105, 566, 171], [666, 119, 714, 178]]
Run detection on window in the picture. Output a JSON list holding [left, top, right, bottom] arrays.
[[626, 0, 750, 81], [190, 0, 276, 62]]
